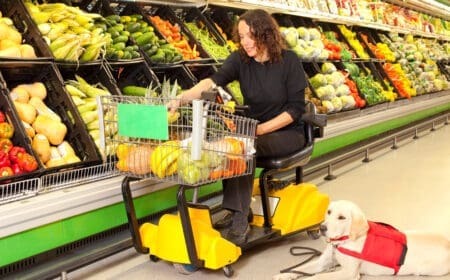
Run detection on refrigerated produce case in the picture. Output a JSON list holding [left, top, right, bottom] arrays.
[[0, 0, 450, 278]]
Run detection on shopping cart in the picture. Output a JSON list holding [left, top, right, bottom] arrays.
[[98, 95, 259, 276]]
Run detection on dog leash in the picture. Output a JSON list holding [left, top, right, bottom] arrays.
[[278, 246, 322, 278]]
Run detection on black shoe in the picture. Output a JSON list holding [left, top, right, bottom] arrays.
[[226, 224, 250, 246], [214, 211, 234, 229], [214, 208, 254, 229]]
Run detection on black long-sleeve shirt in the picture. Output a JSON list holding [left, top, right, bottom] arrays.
[[211, 50, 307, 129]]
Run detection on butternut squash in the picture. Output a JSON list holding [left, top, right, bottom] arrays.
[[0, 46, 21, 58], [32, 133, 51, 163], [14, 101, 36, 124], [28, 96, 61, 122], [22, 120, 35, 139], [57, 141, 77, 159], [0, 39, 18, 50], [32, 115, 67, 145], [10, 86, 30, 103], [19, 44, 37, 59], [20, 82, 47, 100], [45, 147, 66, 168]]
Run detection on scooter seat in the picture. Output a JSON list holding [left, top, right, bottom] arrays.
[[256, 144, 313, 170]]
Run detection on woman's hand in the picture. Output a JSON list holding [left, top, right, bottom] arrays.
[[167, 97, 182, 114]]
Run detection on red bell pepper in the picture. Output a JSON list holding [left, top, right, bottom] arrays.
[[0, 138, 13, 153], [17, 152, 39, 172], [11, 163, 23, 175], [8, 146, 26, 164], [0, 166, 13, 177], [0, 122, 14, 139], [0, 150, 11, 168], [0, 111, 5, 123]]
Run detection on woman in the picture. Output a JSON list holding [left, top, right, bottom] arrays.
[[169, 9, 307, 245]]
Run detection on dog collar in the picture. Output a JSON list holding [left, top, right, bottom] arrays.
[[328, 235, 349, 242]]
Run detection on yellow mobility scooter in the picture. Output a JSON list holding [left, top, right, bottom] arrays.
[[119, 97, 329, 277]]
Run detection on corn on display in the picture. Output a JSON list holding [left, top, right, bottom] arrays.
[[25, 2, 109, 62]]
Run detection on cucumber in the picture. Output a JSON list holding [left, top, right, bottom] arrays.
[[122, 85, 148, 96], [113, 35, 129, 44], [135, 32, 154, 46], [126, 22, 141, 33], [106, 15, 121, 23], [112, 42, 126, 50]]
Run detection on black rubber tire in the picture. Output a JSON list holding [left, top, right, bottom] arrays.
[[223, 265, 234, 277], [307, 229, 321, 240], [173, 263, 198, 275]]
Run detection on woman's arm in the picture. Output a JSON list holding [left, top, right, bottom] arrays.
[[168, 78, 215, 112], [256, 112, 294, 136]]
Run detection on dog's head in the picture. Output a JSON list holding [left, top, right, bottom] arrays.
[[320, 200, 369, 243]]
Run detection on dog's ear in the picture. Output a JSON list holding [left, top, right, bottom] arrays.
[[349, 205, 369, 240]]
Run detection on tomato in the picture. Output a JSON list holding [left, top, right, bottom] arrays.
[[0, 122, 14, 139]]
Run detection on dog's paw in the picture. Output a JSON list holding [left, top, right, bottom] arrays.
[[272, 272, 300, 280]]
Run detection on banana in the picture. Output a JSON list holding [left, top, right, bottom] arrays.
[[160, 148, 180, 177], [150, 141, 180, 178], [167, 111, 180, 124], [164, 160, 178, 177]]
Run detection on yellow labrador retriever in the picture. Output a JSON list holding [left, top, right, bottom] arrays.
[[273, 200, 450, 280]]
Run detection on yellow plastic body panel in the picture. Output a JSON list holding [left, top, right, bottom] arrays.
[[252, 182, 329, 235], [139, 207, 241, 270]]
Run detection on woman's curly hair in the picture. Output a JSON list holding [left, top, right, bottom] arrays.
[[232, 9, 286, 63]]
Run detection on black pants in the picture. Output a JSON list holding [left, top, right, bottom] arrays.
[[222, 128, 305, 215]]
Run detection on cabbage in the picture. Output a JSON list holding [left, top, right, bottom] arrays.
[[322, 100, 334, 112], [283, 27, 299, 48], [309, 28, 321, 40], [331, 96, 343, 112], [340, 95, 356, 109], [309, 73, 327, 88], [326, 71, 345, 87], [309, 39, 324, 51], [335, 84, 350, 96], [315, 85, 335, 100], [297, 27, 310, 41], [321, 62, 337, 74]]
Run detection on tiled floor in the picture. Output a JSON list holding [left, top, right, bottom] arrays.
[[66, 123, 450, 280]]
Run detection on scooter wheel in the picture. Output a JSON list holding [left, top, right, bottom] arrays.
[[173, 263, 198, 275], [307, 229, 321, 240], [223, 265, 234, 277], [149, 255, 159, 262]]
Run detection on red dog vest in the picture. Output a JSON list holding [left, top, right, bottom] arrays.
[[337, 221, 408, 274]]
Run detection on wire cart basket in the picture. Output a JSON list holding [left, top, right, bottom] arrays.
[[98, 95, 258, 186]]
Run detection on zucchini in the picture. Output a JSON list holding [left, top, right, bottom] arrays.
[[122, 85, 148, 96]]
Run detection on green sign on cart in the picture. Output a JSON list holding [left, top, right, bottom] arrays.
[[117, 103, 169, 140]]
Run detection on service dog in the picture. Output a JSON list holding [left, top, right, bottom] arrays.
[[273, 200, 450, 280]]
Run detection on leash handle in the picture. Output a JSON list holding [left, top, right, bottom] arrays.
[[279, 246, 322, 277]]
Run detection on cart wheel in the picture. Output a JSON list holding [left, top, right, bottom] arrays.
[[307, 229, 321, 240], [173, 263, 198, 275], [149, 255, 159, 262], [223, 265, 234, 277]]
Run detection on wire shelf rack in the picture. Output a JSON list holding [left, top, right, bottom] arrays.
[[40, 162, 118, 193], [0, 178, 40, 205]]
